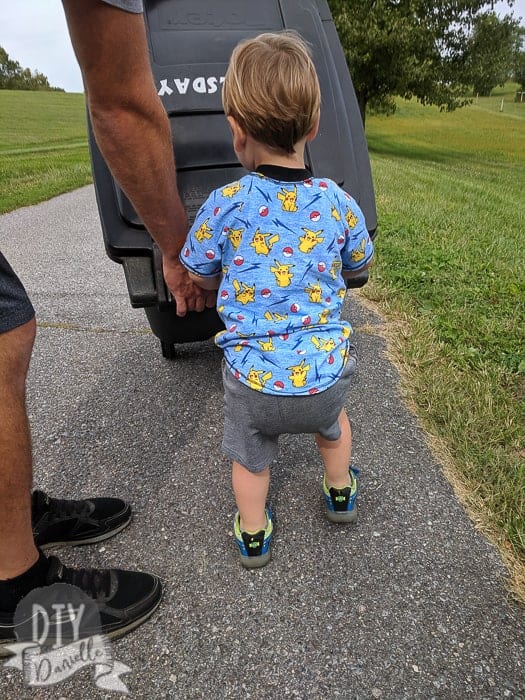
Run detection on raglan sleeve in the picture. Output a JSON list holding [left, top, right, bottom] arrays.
[[334, 189, 374, 272]]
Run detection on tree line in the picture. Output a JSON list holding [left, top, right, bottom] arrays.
[[327, 0, 525, 123], [2, 2, 524, 118], [0, 47, 63, 91]]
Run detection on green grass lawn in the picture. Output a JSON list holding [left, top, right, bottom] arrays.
[[364, 84, 524, 593], [1, 86, 524, 596], [0, 90, 92, 213]]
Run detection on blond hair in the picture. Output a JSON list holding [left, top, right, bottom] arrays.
[[222, 31, 321, 154]]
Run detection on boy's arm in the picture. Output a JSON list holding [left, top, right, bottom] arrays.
[[179, 196, 223, 285], [336, 189, 374, 278]]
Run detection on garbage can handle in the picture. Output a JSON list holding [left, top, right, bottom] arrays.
[[152, 242, 171, 308]]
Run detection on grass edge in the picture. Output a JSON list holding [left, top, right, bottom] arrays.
[[355, 288, 525, 609]]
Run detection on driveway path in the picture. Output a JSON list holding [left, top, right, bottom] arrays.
[[1, 186, 523, 699]]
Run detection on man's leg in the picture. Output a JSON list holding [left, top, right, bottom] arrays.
[[0, 319, 39, 579], [0, 314, 132, 560], [0, 309, 162, 653], [0, 255, 161, 651]]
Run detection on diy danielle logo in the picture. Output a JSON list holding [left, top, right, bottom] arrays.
[[3, 583, 130, 694]]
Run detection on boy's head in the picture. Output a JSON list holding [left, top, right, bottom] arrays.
[[222, 31, 321, 155]]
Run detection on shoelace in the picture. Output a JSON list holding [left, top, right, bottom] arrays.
[[45, 496, 92, 520], [47, 556, 112, 600]]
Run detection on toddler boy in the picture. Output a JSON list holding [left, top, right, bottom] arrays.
[[180, 31, 374, 567]]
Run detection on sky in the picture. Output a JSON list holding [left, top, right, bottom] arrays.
[[1, 1, 524, 94]]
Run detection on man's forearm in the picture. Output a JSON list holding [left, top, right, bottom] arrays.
[[62, 0, 187, 263], [89, 99, 188, 262]]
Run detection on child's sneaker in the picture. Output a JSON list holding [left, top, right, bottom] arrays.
[[233, 508, 273, 568], [323, 466, 359, 523]]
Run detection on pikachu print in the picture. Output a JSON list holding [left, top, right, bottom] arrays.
[[287, 360, 311, 388], [277, 185, 298, 212], [311, 336, 337, 352], [318, 308, 331, 324], [232, 279, 255, 305], [227, 226, 244, 250], [246, 367, 273, 391], [330, 259, 342, 280], [351, 238, 367, 263], [194, 218, 213, 243], [270, 260, 294, 287], [264, 311, 289, 322], [299, 227, 324, 254], [221, 181, 243, 198], [345, 206, 358, 229], [304, 280, 323, 303], [250, 229, 280, 255], [258, 336, 276, 352]]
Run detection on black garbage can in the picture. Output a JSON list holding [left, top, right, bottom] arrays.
[[88, 0, 377, 358]]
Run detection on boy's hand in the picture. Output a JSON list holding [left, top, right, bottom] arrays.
[[163, 258, 217, 316]]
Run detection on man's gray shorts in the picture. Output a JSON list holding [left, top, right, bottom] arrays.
[[102, 0, 143, 12], [0, 252, 35, 334], [222, 351, 357, 473]]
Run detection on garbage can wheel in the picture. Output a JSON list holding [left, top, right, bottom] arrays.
[[161, 340, 176, 359]]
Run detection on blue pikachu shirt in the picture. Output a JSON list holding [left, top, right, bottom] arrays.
[[180, 165, 374, 396]]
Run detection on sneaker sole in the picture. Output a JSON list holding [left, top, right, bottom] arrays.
[[239, 550, 271, 569], [326, 504, 358, 523], [0, 575, 162, 658], [38, 514, 132, 550]]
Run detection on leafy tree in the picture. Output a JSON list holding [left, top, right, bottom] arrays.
[[0, 47, 22, 88], [327, 0, 517, 125], [513, 41, 525, 92], [465, 13, 522, 96], [0, 46, 62, 90]]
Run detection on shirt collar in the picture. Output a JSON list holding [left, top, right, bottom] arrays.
[[255, 164, 312, 182]]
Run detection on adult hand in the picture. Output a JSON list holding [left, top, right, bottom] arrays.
[[163, 258, 217, 317]]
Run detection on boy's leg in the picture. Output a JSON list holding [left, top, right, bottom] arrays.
[[315, 408, 352, 488], [232, 461, 269, 532], [231, 461, 273, 568], [316, 408, 358, 523]]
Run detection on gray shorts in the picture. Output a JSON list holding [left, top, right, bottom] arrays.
[[102, 0, 143, 11], [222, 350, 357, 473], [0, 252, 35, 334]]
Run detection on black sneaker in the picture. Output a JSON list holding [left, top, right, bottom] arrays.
[[32, 490, 132, 548], [0, 554, 162, 656]]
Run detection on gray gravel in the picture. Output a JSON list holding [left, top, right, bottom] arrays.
[[0, 186, 523, 699]]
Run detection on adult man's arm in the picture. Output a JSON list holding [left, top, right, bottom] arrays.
[[62, 0, 216, 316]]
